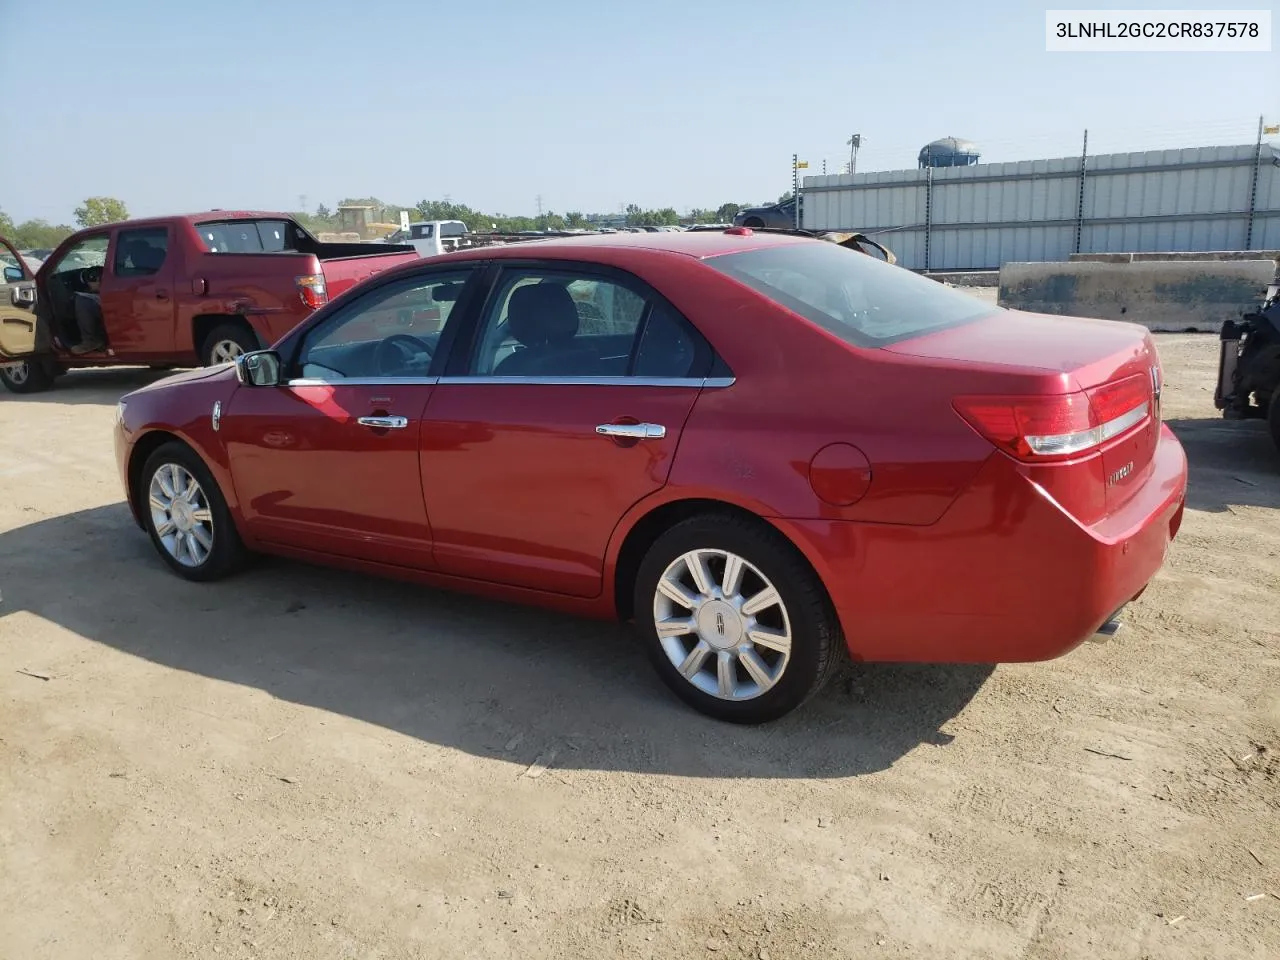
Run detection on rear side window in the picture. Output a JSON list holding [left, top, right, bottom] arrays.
[[410, 224, 434, 239], [195, 219, 297, 253], [704, 241, 996, 347], [114, 227, 169, 277]]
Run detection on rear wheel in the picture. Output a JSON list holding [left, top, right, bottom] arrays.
[[742, 217, 765, 229], [0, 358, 56, 394], [140, 441, 249, 581], [633, 514, 842, 724], [199, 322, 259, 367]]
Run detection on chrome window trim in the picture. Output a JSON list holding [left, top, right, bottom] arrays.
[[437, 375, 736, 388], [283, 375, 736, 389], [286, 377, 441, 387]]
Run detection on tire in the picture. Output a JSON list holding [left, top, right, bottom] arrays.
[[0, 358, 56, 394], [742, 217, 765, 229], [633, 513, 842, 724], [199, 322, 259, 367], [139, 441, 249, 582]]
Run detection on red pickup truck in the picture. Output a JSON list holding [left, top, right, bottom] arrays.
[[0, 211, 419, 393]]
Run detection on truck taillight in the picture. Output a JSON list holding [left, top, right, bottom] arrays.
[[954, 374, 1150, 462], [296, 274, 327, 309]]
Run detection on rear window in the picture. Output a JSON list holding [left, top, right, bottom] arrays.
[[704, 241, 997, 347], [195, 219, 298, 253]]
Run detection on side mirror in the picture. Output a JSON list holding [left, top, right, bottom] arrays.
[[3, 266, 22, 283], [234, 349, 282, 386]]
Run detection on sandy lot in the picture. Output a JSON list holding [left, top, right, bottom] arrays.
[[1, 334, 1277, 960]]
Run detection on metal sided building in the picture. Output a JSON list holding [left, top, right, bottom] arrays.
[[800, 143, 1280, 271]]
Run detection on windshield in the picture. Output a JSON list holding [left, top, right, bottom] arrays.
[[704, 241, 997, 347]]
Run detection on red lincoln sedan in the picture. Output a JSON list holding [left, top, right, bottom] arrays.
[[113, 228, 1188, 723]]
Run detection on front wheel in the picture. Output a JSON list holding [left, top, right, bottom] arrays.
[[633, 514, 842, 724], [0, 358, 56, 394], [140, 441, 249, 581]]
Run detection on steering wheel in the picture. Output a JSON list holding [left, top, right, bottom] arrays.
[[373, 334, 434, 376]]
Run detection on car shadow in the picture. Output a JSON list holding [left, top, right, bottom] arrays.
[[0, 503, 992, 780], [0, 366, 179, 406], [1165, 417, 1280, 513]]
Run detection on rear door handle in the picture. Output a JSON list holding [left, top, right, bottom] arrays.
[[595, 422, 666, 439], [155, 290, 170, 301], [357, 415, 409, 429]]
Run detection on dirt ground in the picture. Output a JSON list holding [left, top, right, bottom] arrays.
[[1, 333, 1277, 960]]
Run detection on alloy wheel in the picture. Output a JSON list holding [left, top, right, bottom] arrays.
[[209, 339, 245, 364], [2, 361, 29, 386], [148, 462, 215, 567], [652, 548, 793, 701]]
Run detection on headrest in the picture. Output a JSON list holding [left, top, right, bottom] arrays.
[[506, 283, 579, 348]]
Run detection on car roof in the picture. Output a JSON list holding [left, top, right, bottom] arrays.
[[448, 228, 815, 263]]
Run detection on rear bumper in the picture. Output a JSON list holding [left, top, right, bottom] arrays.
[[773, 423, 1188, 663]]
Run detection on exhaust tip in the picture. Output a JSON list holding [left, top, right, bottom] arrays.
[[1090, 618, 1123, 643]]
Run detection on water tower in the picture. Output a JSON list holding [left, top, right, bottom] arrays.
[[918, 136, 981, 169]]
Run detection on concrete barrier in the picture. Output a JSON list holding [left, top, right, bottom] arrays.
[[997, 260, 1275, 333], [1069, 250, 1280, 263]]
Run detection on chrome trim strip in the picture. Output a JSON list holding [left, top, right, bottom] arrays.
[[283, 375, 737, 389], [435, 375, 737, 387], [286, 377, 440, 387]]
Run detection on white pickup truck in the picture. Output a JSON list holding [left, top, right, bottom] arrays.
[[380, 220, 471, 257]]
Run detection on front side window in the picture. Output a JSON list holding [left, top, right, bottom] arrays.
[[48, 235, 109, 278], [113, 227, 170, 277], [195, 219, 296, 253], [704, 240, 997, 347], [468, 268, 704, 379], [295, 270, 474, 381]]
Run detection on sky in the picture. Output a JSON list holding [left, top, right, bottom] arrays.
[[2, 0, 1277, 224]]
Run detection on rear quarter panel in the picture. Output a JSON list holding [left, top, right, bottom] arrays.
[[595, 251, 1011, 526], [174, 220, 322, 348]]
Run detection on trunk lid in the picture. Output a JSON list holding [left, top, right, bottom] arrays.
[[891, 309, 1162, 520]]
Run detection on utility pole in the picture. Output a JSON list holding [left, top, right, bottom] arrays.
[[848, 134, 862, 175], [536, 194, 544, 217], [298, 194, 307, 214], [1246, 114, 1264, 250]]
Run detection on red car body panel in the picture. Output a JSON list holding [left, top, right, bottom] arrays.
[[114, 231, 1189, 664], [36, 212, 417, 368]]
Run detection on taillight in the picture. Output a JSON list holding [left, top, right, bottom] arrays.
[[955, 373, 1150, 462], [296, 274, 328, 309]]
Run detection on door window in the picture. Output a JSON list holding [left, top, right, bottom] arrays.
[[467, 267, 706, 379], [47, 235, 109, 278], [113, 227, 170, 277], [294, 270, 474, 381]]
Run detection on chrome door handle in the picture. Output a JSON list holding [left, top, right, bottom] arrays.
[[595, 422, 666, 439], [357, 415, 409, 429]]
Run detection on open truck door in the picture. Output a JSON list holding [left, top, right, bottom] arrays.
[[0, 235, 55, 393]]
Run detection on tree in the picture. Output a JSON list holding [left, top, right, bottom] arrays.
[[0, 208, 74, 249], [315, 203, 332, 220], [565, 211, 587, 228], [715, 202, 741, 222], [74, 196, 129, 228]]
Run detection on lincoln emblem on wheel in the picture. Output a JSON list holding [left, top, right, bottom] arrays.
[[111, 228, 1188, 723]]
